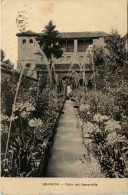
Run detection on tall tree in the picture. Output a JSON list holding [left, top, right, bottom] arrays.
[[1, 49, 5, 62], [106, 29, 127, 73], [36, 20, 63, 89], [1, 49, 14, 70], [92, 30, 128, 89], [93, 47, 106, 78]]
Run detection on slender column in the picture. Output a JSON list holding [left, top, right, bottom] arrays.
[[74, 39, 77, 52], [66, 40, 67, 52]]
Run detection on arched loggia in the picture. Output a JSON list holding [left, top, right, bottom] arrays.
[[79, 79, 85, 86], [57, 75, 78, 95]]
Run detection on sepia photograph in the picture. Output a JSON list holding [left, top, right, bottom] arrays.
[[1, 0, 128, 193]]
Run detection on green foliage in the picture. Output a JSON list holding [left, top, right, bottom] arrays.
[[72, 88, 128, 177], [93, 30, 128, 90], [36, 20, 63, 89], [1, 71, 36, 117], [106, 29, 127, 70], [72, 29, 128, 177], [1, 69, 65, 177], [1, 73, 17, 116], [1, 27, 128, 178], [36, 20, 63, 61], [1, 49, 14, 70], [2, 59, 14, 70], [1, 136, 36, 177], [1, 49, 5, 62], [93, 47, 107, 79]]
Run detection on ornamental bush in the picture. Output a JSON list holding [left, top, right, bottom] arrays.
[[1, 69, 65, 177], [72, 88, 128, 177]]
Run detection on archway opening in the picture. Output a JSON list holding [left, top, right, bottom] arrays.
[[87, 79, 93, 90], [57, 76, 75, 95], [79, 79, 85, 86]]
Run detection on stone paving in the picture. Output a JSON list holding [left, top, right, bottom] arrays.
[[45, 100, 102, 177]]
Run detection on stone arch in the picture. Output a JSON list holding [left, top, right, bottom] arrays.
[[79, 79, 85, 86], [79, 56, 84, 63], [67, 56, 71, 62], [57, 74, 77, 94], [56, 73, 68, 84]]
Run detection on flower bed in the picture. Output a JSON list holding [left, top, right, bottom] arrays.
[[1, 93, 65, 177], [71, 89, 128, 178], [1, 70, 66, 177]]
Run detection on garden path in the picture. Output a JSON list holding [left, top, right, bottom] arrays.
[[45, 100, 102, 177]]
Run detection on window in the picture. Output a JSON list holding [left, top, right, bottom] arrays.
[[66, 40, 74, 52], [26, 63, 31, 68], [22, 39, 26, 44], [84, 40, 93, 52], [78, 39, 86, 52], [60, 40, 66, 52], [79, 56, 84, 62], [60, 56, 64, 61], [37, 71, 40, 79], [67, 56, 71, 62], [86, 39, 93, 44], [29, 39, 33, 43]]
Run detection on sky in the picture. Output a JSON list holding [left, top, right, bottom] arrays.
[[1, 0, 127, 67]]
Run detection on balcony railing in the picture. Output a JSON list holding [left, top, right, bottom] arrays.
[[65, 47, 74, 52], [78, 46, 86, 52]]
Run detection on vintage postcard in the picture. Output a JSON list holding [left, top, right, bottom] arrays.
[[1, 0, 128, 194]]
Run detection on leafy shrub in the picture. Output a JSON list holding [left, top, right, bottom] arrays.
[[73, 88, 128, 178], [1, 69, 65, 177]]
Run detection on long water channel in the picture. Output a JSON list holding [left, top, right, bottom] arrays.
[[45, 100, 102, 177]]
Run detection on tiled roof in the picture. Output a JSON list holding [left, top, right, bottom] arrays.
[[16, 30, 108, 38], [59, 32, 108, 38], [16, 30, 38, 37]]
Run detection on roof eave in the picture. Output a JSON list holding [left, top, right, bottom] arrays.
[[60, 36, 108, 39], [16, 33, 38, 37]]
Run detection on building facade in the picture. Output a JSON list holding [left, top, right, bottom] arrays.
[[16, 31, 107, 84]]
